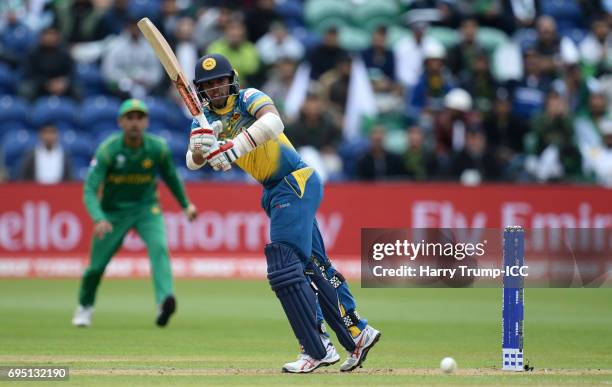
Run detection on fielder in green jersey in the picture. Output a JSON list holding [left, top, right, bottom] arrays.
[[72, 99, 197, 328]]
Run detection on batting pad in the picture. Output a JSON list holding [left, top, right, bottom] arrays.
[[306, 264, 356, 352], [266, 243, 326, 360]]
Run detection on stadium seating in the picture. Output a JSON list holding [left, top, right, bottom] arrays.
[[0, 63, 18, 95], [276, 0, 305, 29], [128, 0, 162, 21], [351, 0, 400, 33], [0, 22, 37, 61], [31, 96, 79, 129], [76, 63, 108, 97], [426, 26, 459, 49], [337, 136, 371, 178], [305, 0, 351, 34], [477, 27, 509, 52], [338, 26, 371, 51], [0, 95, 30, 130], [1, 128, 37, 179], [60, 130, 94, 159], [79, 96, 121, 130]]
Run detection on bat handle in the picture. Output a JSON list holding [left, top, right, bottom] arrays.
[[195, 113, 212, 131]]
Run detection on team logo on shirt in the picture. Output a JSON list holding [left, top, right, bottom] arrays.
[[142, 158, 153, 169], [203, 58, 216, 70], [115, 154, 126, 168]]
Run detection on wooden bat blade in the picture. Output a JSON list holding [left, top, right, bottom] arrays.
[[137, 17, 210, 128], [137, 18, 181, 81]]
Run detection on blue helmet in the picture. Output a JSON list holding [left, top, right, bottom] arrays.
[[193, 53, 239, 103]]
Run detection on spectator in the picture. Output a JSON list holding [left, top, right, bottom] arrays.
[[361, 25, 395, 82], [244, 0, 280, 42], [581, 116, 612, 187], [534, 16, 561, 79], [433, 88, 480, 155], [507, 47, 551, 119], [160, 0, 181, 39], [575, 87, 609, 150], [579, 16, 612, 77], [173, 17, 198, 83], [19, 123, 73, 184], [306, 26, 347, 80], [194, 6, 234, 52], [447, 17, 483, 78], [457, 0, 515, 34], [52, 0, 106, 43], [452, 126, 500, 184], [286, 92, 343, 181], [408, 40, 455, 119], [20, 26, 77, 100], [483, 88, 528, 177], [319, 54, 352, 115], [207, 21, 260, 84], [403, 125, 438, 181], [394, 21, 439, 88], [101, 17, 163, 98], [356, 125, 406, 181], [100, 0, 131, 37], [525, 90, 582, 181], [262, 57, 298, 114], [256, 22, 304, 66], [552, 49, 590, 115], [286, 92, 342, 150], [460, 49, 498, 114], [0, 9, 36, 67]]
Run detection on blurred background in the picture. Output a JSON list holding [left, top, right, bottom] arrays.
[[1, 0, 611, 186]]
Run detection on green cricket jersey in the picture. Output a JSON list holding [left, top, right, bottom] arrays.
[[84, 132, 189, 222]]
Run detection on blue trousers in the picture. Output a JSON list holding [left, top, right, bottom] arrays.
[[262, 167, 367, 333]]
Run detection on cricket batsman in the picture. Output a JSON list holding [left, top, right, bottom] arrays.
[[72, 99, 198, 328], [185, 53, 381, 373]]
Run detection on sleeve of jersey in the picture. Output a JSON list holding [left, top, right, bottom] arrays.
[[241, 88, 274, 117], [83, 146, 110, 222], [159, 141, 190, 209]]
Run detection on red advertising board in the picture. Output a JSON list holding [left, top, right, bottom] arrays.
[[0, 183, 610, 278]]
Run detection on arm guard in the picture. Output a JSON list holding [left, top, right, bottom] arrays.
[[232, 112, 285, 156]]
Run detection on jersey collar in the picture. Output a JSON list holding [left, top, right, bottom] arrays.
[[210, 95, 237, 116]]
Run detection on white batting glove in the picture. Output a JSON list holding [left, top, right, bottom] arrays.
[[189, 122, 221, 156], [206, 140, 242, 171]]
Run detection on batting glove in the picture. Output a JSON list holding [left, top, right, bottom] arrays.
[[206, 140, 242, 171], [189, 121, 221, 156]]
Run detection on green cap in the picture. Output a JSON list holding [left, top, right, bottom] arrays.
[[118, 99, 148, 117]]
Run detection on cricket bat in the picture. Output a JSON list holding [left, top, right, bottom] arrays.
[[137, 17, 212, 130]]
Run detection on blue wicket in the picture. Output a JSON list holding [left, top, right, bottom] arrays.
[[502, 226, 525, 371]]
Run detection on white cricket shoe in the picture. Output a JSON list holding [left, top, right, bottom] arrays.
[[339, 325, 382, 372], [72, 305, 94, 327], [282, 336, 340, 373]]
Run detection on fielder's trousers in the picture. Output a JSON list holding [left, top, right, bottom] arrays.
[[78, 205, 174, 306]]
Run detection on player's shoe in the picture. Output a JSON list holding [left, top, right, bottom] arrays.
[[282, 336, 340, 373], [339, 325, 382, 372], [72, 305, 94, 327], [156, 295, 176, 327]]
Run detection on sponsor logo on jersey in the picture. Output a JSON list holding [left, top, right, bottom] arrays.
[[142, 158, 153, 169], [243, 89, 256, 102]]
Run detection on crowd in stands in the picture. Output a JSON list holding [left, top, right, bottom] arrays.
[[1, 0, 611, 186]]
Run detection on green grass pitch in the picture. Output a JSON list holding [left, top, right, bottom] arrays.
[[0, 279, 610, 386]]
